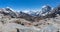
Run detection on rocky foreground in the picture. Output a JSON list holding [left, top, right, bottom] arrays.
[[0, 13, 60, 32]]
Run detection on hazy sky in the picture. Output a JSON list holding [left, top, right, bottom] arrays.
[[0, 0, 60, 11]]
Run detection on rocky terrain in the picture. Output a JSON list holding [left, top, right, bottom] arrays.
[[0, 5, 60, 32]]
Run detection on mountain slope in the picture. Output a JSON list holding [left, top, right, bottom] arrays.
[[0, 7, 20, 18]]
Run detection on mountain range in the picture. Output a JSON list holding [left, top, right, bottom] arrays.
[[0, 5, 60, 22]]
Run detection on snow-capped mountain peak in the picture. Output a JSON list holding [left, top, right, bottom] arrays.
[[6, 7, 14, 11]]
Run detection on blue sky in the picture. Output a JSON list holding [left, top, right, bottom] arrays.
[[0, 0, 60, 11]]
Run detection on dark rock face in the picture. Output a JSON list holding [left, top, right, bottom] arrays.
[[41, 5, 51, 14], [54, 6, 60, 15], [19, 11, 35, 21]]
